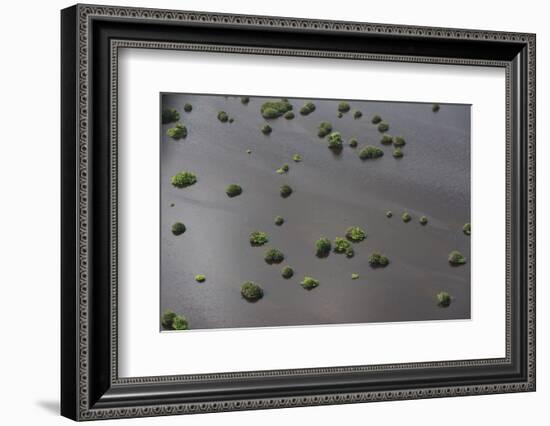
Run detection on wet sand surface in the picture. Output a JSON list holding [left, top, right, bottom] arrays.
[[160, 94, 471, 330]]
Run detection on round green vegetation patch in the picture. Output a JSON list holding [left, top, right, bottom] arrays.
[[300, 101, 316, 116], [353, 110, 362, 119], [345, 226, 367, 243], [166, 122, 187, 139], [371, 114, 382, 124], [463, 223, 471, 235], [217, 111, 229, 122], [301, 276, 320, 290], [368, 252, 390, 267], [281, 266, 294, 279], [225, 184, 242, 198], [161, 309, 189, 330], [419, 216, 428, 225], [195, 274, 206, 283], [401, 212, 412, 223], [315, 237, 331, 258], [393, 136, 406, 147], [280, 185, 293, 198], [171, 171, 197, 188], [386, 210, 393, 218], [359, 146, 384, 160], [183, 103, 192, 112], [333, 237, 354, 258], [351, 273, 359, 280], [276, 164, 290, 174], [171, 222, 186, 236], [241, 281, 264, 301], [327, 132, 343, 152], [260, 100, 293, 119], [284, 111, 295, 119], [317, 121, 333, 138], [274, 216, 285, 226], [264, 248, 285, 265], [437, 291, 451, 307], [241, 96, 250, 104], [377, 122, 390, 133], [337, 101, 351, 113], [448, 250, 467, 266], [249, 231, 269, 247], [432, 104, 440, 112], [393, 148, 404, 158], [348, 138, 358, 148], [261, 124, 272, 135], [381, 134, 393, 145], [292, 154, 303, 162], [162, 108, 180, 124]]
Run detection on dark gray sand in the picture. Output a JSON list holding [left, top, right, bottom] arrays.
[[160, 94, 470, 330]]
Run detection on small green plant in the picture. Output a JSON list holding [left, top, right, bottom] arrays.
[[333, 237, 354, 258], [241, 96, 250, 104], [345, 226, 367, 242], [327, 132, 343, 152], [261, 124, 272, 135], [275, 216, 285, 226], [281, 266, 294, 279], [241, 281, 264, 301], [448, 250, 467, 266], [217, 111, 229, 122], [463, 223, 471, 235], [353, 110, 362, 119], [368, 252, 390, 267], [292, 154, 303, 162], [276, 163, 290, 174], [284, 111, 295, 119], [377, 122, 390, 133], [393, 148, 404, 158], [317, 121, 333, 138], [171, 171, 197, 188], [166, 122, 188, 139], [380, 134, 393, 145], [348, 138, 358, 148], [386, 210, 393, 218], [359, 146, 384, 160], [183, 103, 192, 112], [162, 108, 180, 124], [195, 274, 206, 283], [432, 104, 440, 112], [172, 315, 189, 330], [161, 310, 189, 330], [280, 185, 293, 198], [301, 276, 320, 290], [315, 237, 332, 258], [171, 222, 186, 236], [402, 212, 411, 223], [393, 136, 406, 147], [337, 112, 343, 118], [264, 248, 285, 265], [300, 101, 316, 115], [371, 114, 382, 124], [437, 291, 451, 307], [338, 101, 351, 113], [249, 231, 269, 246], [351, 273, 359, 280], [419, 216, 428, 225], [225, 184, 242, 198], [260, 100, 293, 119]]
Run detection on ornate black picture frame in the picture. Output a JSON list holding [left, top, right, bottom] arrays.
[[61, 4, 536, 421]]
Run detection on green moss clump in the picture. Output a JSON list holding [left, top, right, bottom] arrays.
[[217, 111, 229, 122], [463, 223, 471, 235], [353, 110, 362, 119], [393, 136, 406, 147], [327, 132, 344, 152], [166, 122, 188, 139], [280, 185, 293, 198], [380, 135, 393, 145], [317, 121, 333, 138], [437, 291, 451, 307], [301, 276, 320, 290], [249, 231, 269, 247], [359, 146, 384, 160], [448, 250, 467, 266], [281, 266, 294, 279], [225, 184, 243, 198], [386, 210, 393, 218], [292, 154, 303, 162], [300, 101, 316, 116], [264, 248, 285, 265], [338, 101, 351, 113], [172, 315, 189, 330], [241, 96, 250, 104], [337, 112, 343, 118], [393, 148, 404, 158], [183, 103, 192, 112], [351, 273, 359, 280], [371, 114, 382, 124], [348, 138, 358, 148], [377, 122, 390, 133], [345, 226, 367, 242], [171, 222, 186, 236], [162, 108, 180, 124], [161, 310, 189, 330], [315, 237, 332, 258], [333, 237, 354, 258], [432, 104, 440, 112], [275, 216, 285, 226], [402, 212, 411, 223], [195, 274, 206, 283], [260, 100, 293, 119], [276, 163, 290, 174], [284, 111, 295, 119], [261, 124, 272, 135], [171, 171, 197, 188], [241, 281, 263, 301], [419, 216, 428, 225], [368, 252, 390, 267]]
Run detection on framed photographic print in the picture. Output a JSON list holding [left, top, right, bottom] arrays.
[[61, 4, 536, 421]]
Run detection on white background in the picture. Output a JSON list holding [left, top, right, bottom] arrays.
[[0, 0, 547, 425]]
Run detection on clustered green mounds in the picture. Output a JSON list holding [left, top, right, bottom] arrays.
[[393, 148, 404, 158], [386, 210, 393, 218], [401, 212, 411, 223], [276, 163, 290, 174], [348, 138, 358, 148], [183, 103, 193, 112], [359, 146, 384, 160], [241, 281, 264, 301], [463, 223, 471, 236], [353, 110, 362, 119], [313, 237, 330, 258], [171, 222, 186, 236], [261, 124, 272, 135], [371, 114, 382, 124], [249, 231, 269, 247], [337, 112, 343, 119], [241, 96, 250, 104], [274, 216, 285, 226], [301, 276, 320, 290], [327, 132, 344, 152], [171, 171, 197, 188], [338, 101, 351, 113], [432, 104, 440, 112], [226, 184, 243, 198], [195, 274, 206, 283], [292, 154, 303, 162], [166, 122, 188, 139], [284, 111, 295, 120], [264, 248, 285, 265], [281, 266, 294, 279], [368, 252, 390, 267], [377, 122, 390, 133], [161, 310, 189, 331], [380, 135, 393, 145], [448, 250, 467, 266], [419, 216, 428, 225], [280, 184, 293, 198], [300, 101, 316, 116], [162, 108, 180, 124], [345, 226, 367, 242], [393, 136, 406, 147], [217, 111, 229, 122], [351, 273, 359, 280], [317, 121, 333, 138], [333, 237, 354, 258], [260, 100, 293, 119], [436, 291, 451, 307]]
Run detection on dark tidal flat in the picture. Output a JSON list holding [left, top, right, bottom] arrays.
[[160, 93, 471, 331]]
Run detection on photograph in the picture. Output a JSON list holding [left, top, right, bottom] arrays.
[[159, 93, 471, 331]]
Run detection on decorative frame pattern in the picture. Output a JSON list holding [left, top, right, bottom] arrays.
[[61, 4, 536, 421]]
